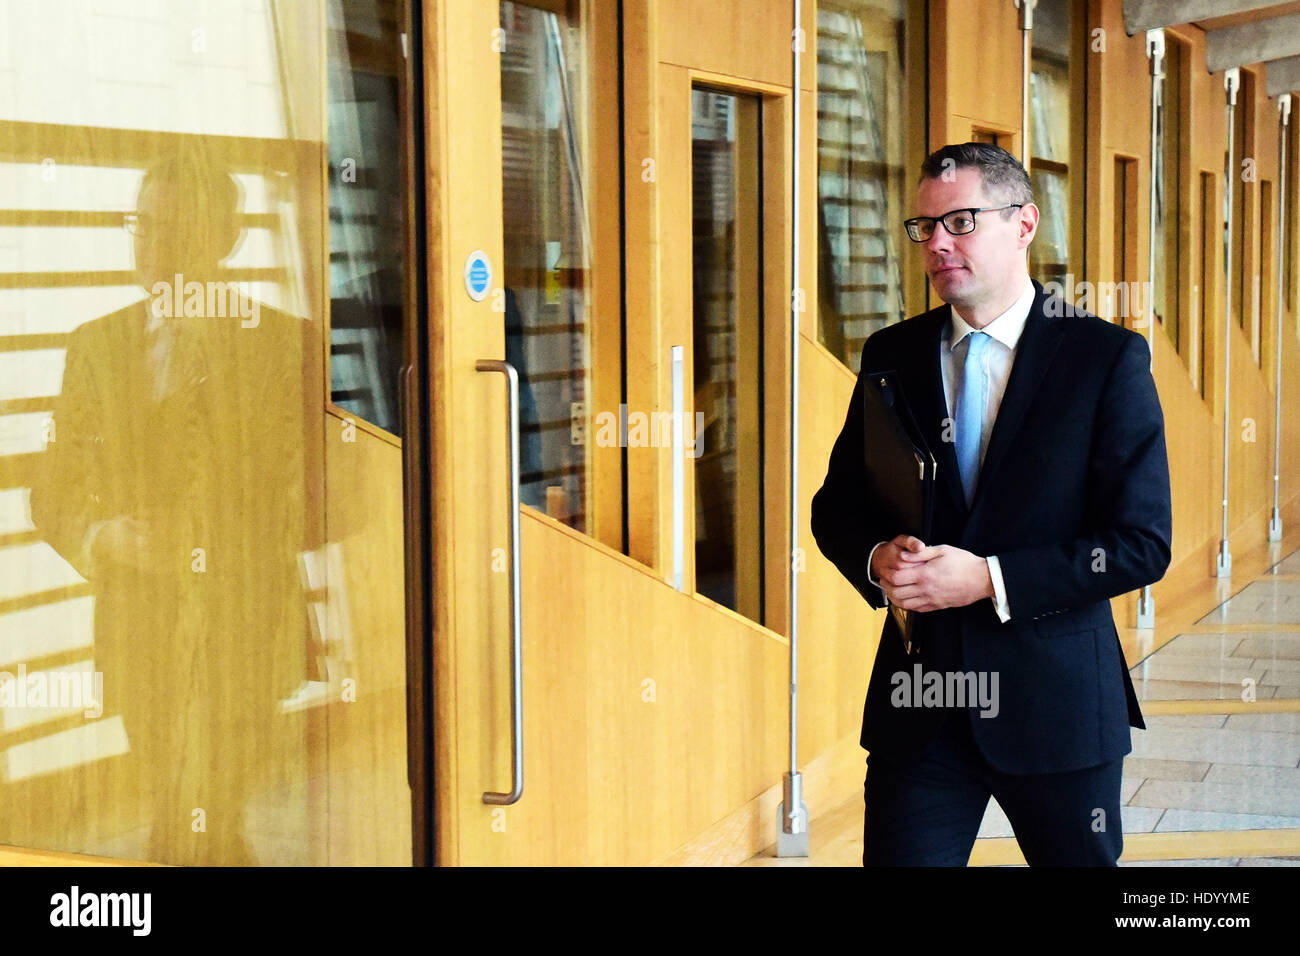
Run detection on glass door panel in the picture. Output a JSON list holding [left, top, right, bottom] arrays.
[[500, 0, 593, 530], [690, 87, 764, 623], [0, 0, 414, 865]]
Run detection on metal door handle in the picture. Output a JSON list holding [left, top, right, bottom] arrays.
[[476, 359, 523, 805]]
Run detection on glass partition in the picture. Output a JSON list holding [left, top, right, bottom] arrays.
[[690, 87, 764, 623], [499, 0, 593, 529], [327, 0, 409, 437], [1232, 70, 1254, 333], [0, 0, 412, 865], [1152, 34, 1185, 354], [815, 0, 926, 373], [1028, 0, 1084, 287]]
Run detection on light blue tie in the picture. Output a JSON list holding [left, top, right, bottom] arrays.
[[955, 331, 990, 507]]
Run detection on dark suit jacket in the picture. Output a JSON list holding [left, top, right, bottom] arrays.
[[810, 279, 1172, 775]]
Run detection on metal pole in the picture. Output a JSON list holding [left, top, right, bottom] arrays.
[[777, 0, 809, 857], [788, 3, 799, 784], [1144, 29, 1163, 356], [1270, 93, 1291, 542], [1137, 29, 1163, 629], [1217, 68, 1239, 578]]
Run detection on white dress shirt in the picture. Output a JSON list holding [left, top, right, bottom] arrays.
[[867, 276, 1036, 624]]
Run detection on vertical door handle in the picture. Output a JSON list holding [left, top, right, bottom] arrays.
[[476, 359, 524, 805]]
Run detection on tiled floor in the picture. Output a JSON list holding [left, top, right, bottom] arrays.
[[974, 546, 1300, 863], [1195, 579, 1300, 627], [1128, 632, 1300, 700], [1117, 857, 1300, 866], [751, 546, 1300, 866]]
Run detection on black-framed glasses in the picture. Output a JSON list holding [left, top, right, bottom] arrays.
[[903, 204, 1023, 242]]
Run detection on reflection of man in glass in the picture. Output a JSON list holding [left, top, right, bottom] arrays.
[[30, 150, 321, 865]]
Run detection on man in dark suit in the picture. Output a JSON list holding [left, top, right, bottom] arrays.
[[810, 142, 1172, 866]]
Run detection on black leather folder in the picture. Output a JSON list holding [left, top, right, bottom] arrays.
[[861, 369, 937, 655]]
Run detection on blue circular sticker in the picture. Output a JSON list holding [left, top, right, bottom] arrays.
[[464, 250, 492, 302]]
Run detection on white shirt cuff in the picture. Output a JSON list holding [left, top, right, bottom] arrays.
[[987, 554, 1010, 622], [867, 540, 889, 604], [867, 540, 887, 584]]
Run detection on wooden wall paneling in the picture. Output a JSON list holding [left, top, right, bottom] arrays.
[[586, 0, 625, 554], [1067, 0, 1089, 285], [429, 0, 512, 866], [1221, 65, 1276, 561], [801, 0, 818, 96], [1094, 2, 1151, 332], [303, 0, 415, 867], [798, 86, 818, 344], [523, 510, 791, 863], [417, 0, 1300, 867], [418, 0, 459, 869], [935, 0, 1022, 151], [1169, 13, 1299, 585], [761, 91, 792, 639], [287, 8, 331, 839], [1188, 23, 1224, 415], [798, 341, 881, 757], [656, 64, 693, 591], [1096, 0, 1151, 154], [734, 93, 764, 624], [304, 0, 338, 862], [1112, 153, 1141, 325], [466, 0, 880, 863], [622, 0, 665, 575], [657, 0, 797, 89], [906, 0, 931, 313], [929, 0, 952, 155], [438, 0, 602, 867], [1085, 0, 1105, 287], [1201, 162, 1229, 576], [578, 517, 656, 862], [1097, 12, 1205, 599], [323, 417, 412, 864]]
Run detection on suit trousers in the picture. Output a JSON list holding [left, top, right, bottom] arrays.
[[863, 707, 1125, 866]]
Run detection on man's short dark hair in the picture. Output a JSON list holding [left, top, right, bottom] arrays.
[[918, 142, 1034, 208]]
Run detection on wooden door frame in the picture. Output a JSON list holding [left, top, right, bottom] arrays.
[[405, 0, 437, 867]]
